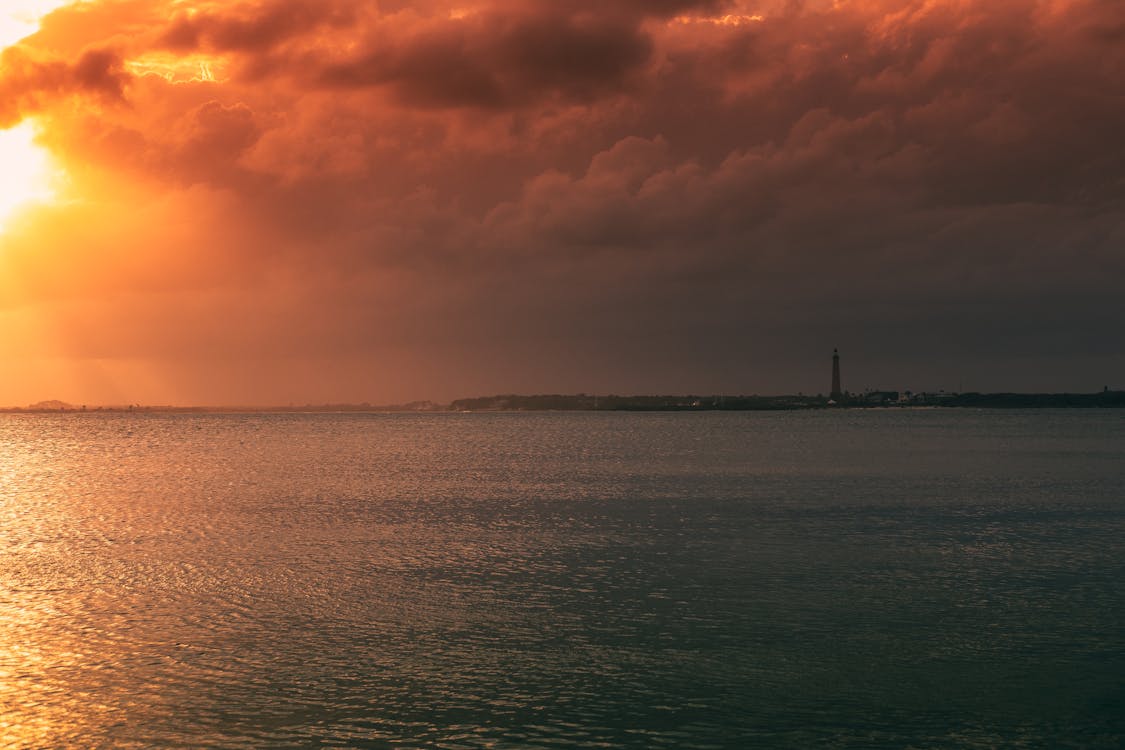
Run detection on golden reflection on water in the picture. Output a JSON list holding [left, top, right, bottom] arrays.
[[2, 436, 62, 747], [0, 412, 1122, 748], [0, 590, 68, 747], [0, 427, 135, 748]]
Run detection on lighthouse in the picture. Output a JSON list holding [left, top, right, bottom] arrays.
[[831, 349, 843, 400]]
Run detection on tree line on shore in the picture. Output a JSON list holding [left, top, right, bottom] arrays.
[[6, 390, 1124, 413]]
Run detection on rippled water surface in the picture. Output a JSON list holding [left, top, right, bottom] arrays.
[[1, 410, 1123, 748]]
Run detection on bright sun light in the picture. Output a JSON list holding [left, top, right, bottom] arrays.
[[0, 1, 75, 49], [0, 121, 57, 231], [0, 3, 75, 233]]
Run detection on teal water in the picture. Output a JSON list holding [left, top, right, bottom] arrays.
[[0, 410, 1122, 748]]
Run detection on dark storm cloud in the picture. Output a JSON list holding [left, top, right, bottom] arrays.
[[157, 0, 359, 53], [4, 0, 1125, 403], [316, 8, 655, 108], [0, 45, 126, 124]]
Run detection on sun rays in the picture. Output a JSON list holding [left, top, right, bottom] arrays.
[[0, 120, 58, 233]]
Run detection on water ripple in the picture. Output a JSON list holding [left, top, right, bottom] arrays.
[[0, 411, 1123, 747]]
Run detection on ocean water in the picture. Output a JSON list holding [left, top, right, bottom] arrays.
[[0, 409, 1122, 748]]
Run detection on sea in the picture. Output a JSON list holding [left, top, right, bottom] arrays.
[[0, 409, 1122, 748]]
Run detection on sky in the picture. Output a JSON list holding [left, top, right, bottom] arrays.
[[0, 0, 1122, 406]]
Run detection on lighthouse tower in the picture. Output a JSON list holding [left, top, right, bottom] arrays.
[[831, 349, 843, 400]]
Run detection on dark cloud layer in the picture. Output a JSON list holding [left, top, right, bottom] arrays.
[[319, 9, 654, 108], [0, 45, 126, 125], [0, 0, 1123, 404], [159, 0, 359, 53]]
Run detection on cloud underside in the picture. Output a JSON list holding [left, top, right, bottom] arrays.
[[1, 0, 1123, 403]]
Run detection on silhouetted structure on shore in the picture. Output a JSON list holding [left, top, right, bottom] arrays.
[[445, 391, 1125, 411], [4, 390, 1124, 413], [831, 349, 843, 400]]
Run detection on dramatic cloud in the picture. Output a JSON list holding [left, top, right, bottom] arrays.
[[0, 45, 127, 125], [0, 0, 1122, 405]]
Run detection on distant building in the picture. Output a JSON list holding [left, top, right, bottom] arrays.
[[831, 349, 843, 400]]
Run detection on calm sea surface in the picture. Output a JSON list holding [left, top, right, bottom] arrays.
[[0, 410, 1122, 748]]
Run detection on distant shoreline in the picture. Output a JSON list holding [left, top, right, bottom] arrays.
[[5, 391, 1124, 413]]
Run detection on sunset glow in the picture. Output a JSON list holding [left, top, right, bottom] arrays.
[[0, 0, 1121, 406], [3, 7, 1124, 749], [0, 0, 73, 49], [0, 121, 56, 231]]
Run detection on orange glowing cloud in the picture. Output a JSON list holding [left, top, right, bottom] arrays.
[[0, 0, 1122, 405]]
